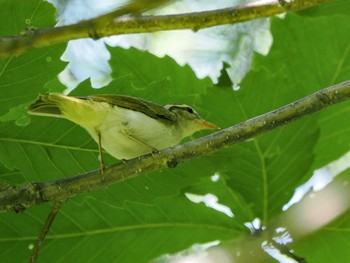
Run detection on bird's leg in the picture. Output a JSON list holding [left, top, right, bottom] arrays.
[[97, 131, 105, 174], [123, 130, 158, 156]]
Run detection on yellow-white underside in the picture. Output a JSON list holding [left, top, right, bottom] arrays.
[[60, 97, 182, 160]]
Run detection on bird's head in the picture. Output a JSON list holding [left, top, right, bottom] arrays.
[[165, 104, 219, 138]]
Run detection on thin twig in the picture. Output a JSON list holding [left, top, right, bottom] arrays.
[[29, 199, 66, 263], [1, 80, 350, 212], [0, 0, 329, 58]]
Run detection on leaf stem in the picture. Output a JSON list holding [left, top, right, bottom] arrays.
[[253, 140, 269, 227]]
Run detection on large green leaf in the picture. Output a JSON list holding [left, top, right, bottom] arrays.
[[1, 1, 350, 263], [0, 0, 57, 35], [0, 193, 245, 263], [208, 9, 350, 225], [0, 47, 252, 262], [204, 74, 319, 224], [227, 8, 350, 263], [0, 0, 66, 118], [184, 5, 350, 262], [253, 12, 350, 170], [0, 119, 102, 181]]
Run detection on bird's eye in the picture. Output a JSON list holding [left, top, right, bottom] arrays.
[[186, 107, 194, 114]]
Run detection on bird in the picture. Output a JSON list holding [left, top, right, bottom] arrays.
[[27, 93, 219, 171]]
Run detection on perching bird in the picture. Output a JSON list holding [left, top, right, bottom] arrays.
[[28, 93, 219, 170]]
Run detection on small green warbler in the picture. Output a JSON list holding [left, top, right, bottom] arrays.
[[28, 93, 219, 170]]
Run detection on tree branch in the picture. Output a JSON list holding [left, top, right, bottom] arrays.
[[0, 0, 329, 58], [1, 80, 350, 213]]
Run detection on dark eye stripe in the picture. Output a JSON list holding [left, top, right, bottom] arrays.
[[186, 107, 194, 113], [167, 105, 197, 115]]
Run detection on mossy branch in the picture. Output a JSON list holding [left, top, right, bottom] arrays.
[[0, 0, 329, 59], [1, 79, 350, 213]]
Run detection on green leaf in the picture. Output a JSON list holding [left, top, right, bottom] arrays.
[[0, 0, 57, 35], [0, 45, 253, 217], [190, 8, 350, 261], [0, 193, 244, 263], [206, 75, 319, 223], [1, 47, 251, 262], [253, 13, 350, 170], [206, 11, 350, 226], [0, 104, 31, 126], [0, 119, 103, 181], [2, 2, 350, 263], [220, 9, 350, 262], [0, 0, 66, 118]]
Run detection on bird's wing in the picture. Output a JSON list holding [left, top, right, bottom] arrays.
[[81, 94, 176, 126]]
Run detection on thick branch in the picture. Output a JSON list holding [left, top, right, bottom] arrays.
[[1, 80, 350, 212], [0, 0, 329, 58]]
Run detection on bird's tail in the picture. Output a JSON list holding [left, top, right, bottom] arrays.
[[27, 93, 71, 118], [28, 93, 100, 129]]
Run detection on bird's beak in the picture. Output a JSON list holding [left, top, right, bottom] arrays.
[[199, 120, 220, 130]]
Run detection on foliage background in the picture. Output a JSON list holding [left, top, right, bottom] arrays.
[[1, 0, 350, 262]]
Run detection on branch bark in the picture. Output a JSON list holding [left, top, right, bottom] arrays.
[[1, 79, 350, 213], [0, 0, 329, 58]]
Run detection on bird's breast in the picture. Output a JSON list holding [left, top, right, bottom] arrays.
[[86, 106, 182, 160]]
